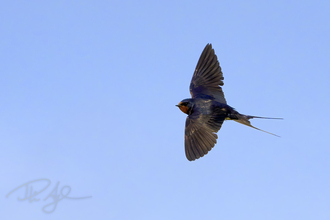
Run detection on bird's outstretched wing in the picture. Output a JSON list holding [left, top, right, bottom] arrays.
[[190, 44, 226, 104], [185, 107, 226, 161]]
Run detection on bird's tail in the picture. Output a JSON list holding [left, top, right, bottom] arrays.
[[231, 113, 283, 137]]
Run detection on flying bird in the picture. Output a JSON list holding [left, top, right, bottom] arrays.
[[177, 44, 282, 161]]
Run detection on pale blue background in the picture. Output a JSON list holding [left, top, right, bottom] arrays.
[[1, 1, 330, 219]]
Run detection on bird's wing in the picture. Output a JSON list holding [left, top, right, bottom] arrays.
[[190, 44, 226, 104], [184, 107, 226, 161]]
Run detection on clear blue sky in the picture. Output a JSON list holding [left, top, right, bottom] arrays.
[[1, 1, 330, 219]]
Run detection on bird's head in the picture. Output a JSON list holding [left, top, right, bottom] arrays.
[[176, 99, 194, 115]]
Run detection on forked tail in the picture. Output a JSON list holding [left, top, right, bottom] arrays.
[[232, 114, 283, 137], [245, 115, 283, 120]]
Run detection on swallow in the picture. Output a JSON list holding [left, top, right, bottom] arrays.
[[177, 44, 282, 161]]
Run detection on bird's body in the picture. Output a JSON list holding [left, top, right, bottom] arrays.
[[177, 44, 282, 161]]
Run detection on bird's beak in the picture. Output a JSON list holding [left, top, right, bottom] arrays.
[[175, 105, 180, 107]]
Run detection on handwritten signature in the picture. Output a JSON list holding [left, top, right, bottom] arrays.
[[6, 178, 92, 213]]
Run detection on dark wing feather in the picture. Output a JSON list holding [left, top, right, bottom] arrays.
[[190, 44, 226, 104], [184, 107, 226, 161]]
